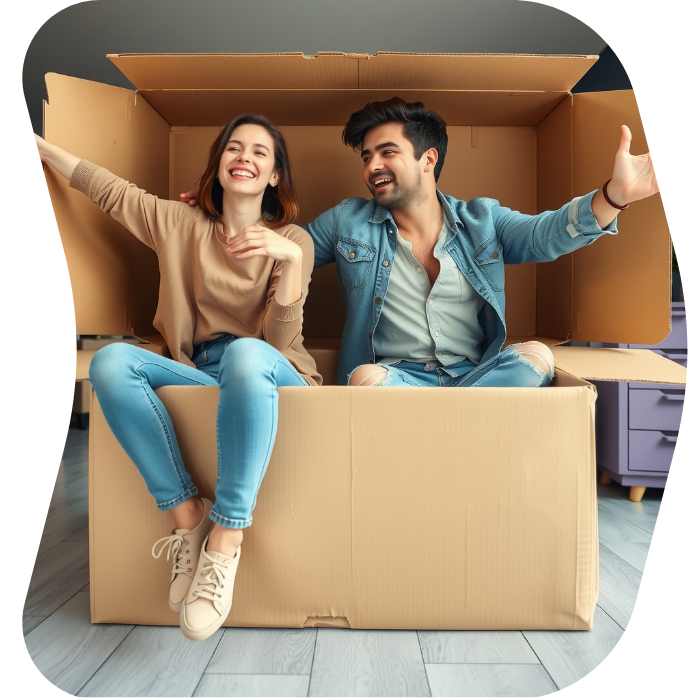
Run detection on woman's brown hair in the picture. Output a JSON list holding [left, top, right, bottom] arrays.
[[197, 114, 299, 228]]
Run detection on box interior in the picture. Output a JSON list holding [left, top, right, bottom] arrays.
[[42, 53, 675, 384]]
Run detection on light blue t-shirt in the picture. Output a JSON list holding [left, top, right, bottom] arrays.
[[373, 217, 486, 367]]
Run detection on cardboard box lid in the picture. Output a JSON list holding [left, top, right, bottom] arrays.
[[106, 52, 596, 127], [551, 347, 686, 385], [108, 52, 598, 91]]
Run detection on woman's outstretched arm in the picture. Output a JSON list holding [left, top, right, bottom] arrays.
[[35, 135, 81, 180], [36, 135, 191, 252]]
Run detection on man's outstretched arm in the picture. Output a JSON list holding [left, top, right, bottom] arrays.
[[492, 125, 659, 264]]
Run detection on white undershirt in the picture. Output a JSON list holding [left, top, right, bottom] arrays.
[[373, 218, 486, 366]]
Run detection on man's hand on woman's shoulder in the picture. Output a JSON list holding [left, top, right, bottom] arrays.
[[179, 189, 199, 207]]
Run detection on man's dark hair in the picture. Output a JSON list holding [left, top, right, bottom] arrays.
[[342, 97, 448, 182]]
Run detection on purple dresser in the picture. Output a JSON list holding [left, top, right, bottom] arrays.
[[593, 302, 687, 501]]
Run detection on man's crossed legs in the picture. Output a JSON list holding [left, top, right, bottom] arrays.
[[348, 341, 555, 389]]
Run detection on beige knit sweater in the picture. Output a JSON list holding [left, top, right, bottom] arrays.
[[70, 160, 322, 386]]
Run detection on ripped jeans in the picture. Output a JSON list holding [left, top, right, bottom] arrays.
[[89, 335, 308, 529], [351, 343, 555, 388]]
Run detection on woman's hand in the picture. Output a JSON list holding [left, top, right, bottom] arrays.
[[226, 225, 303, 306], [226, 225, 302, 265], [35, 134, 81, 180]]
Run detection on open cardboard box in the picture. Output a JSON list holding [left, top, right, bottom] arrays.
[[43, 53, 685, 630]]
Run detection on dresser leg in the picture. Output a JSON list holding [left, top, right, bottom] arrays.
[[600, 473, 612, 485], [629, 486, 646, 502]]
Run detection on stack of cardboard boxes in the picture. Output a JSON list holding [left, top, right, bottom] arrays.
[[43, 52, 684, 630]]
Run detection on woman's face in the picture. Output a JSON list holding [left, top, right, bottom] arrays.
[[217, 123, 280, 198]]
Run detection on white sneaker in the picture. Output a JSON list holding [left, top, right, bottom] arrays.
[[151, 498, 213, 612], [180, 535, 241, 641]]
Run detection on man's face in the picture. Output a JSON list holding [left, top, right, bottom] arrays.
[[360, 122, 427, 209]]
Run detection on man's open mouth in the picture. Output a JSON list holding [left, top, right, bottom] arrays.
[[372, 176, 394, 189]]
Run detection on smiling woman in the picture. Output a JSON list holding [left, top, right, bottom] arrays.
[[34, 112, 321, 643], [197, 113, 298, 229]]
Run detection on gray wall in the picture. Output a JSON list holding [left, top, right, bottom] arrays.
[[23, 0, 630, 134]]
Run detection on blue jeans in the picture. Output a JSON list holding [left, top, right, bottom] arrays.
[[89, 335, 308, 529], [360, 344, 554, 388]]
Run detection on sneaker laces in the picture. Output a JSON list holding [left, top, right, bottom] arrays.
[[193, 550, 234, 602], [151, 534, 191, 575]]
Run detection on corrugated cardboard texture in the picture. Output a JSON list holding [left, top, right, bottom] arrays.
[[551, 347, 687, 385], [571, 91, 670, 344], [90, 380, 599, 630], [138, 89, 568, 128], [109, 52, 596, 92]]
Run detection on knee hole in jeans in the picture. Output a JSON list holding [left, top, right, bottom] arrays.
[[514, 341, 555, 375], [348, 364, 389, 386]]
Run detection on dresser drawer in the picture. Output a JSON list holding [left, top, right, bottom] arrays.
[[628, 388, 684, 430], [629, 430, 677, 473]]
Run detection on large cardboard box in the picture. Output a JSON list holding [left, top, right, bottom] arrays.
[[42, 53, 685, 630]]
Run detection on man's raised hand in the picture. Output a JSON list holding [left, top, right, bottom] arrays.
[[607, 125, 659, 206]]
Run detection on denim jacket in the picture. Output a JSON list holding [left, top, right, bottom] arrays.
[[304, 190, 618, 384]]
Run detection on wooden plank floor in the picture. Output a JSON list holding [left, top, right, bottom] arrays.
[[23, 428, 664, 697]]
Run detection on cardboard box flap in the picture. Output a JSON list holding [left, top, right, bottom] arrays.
[[571, 90, 671, 344], [108, 53, 359, 90], [551, 347, 686, 385], [44, 73, 168, 338], [360, 52, 598, 91], [108, 52, 596, 92], [44, 73, 138, 336]]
